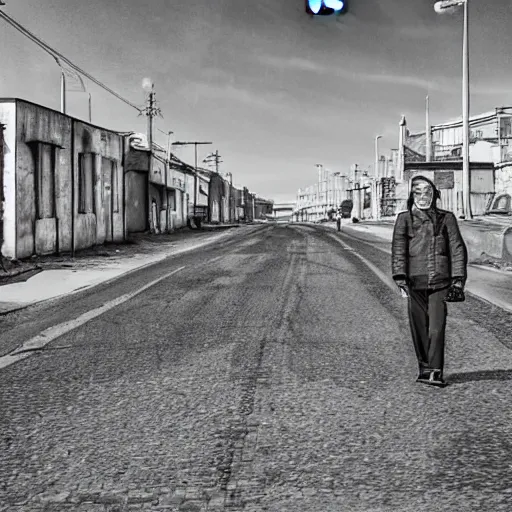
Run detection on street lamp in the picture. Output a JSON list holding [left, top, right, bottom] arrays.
[[434, 0, 472, 219], [373, 135, 382, 220]]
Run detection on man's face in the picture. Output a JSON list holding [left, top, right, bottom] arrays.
[[412, 180, 434, 210]]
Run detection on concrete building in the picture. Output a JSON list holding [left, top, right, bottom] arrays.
[[295, 165, 352, 221], [392, 109, 512, 216], [205, 170, 229, 224], [232, 186, 245, 222], [254, 196, 274, 219], [243, 187, 255, 222], [190, 168, 210, 224], [124, 134, 194, 234], [0, 98, 125, 259]]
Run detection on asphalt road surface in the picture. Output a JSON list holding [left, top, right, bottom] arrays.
[[1, 224, 512, 512]]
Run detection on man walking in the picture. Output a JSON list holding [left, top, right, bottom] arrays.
[[391, 175, 468, 387], [336, 209, 342, 231]]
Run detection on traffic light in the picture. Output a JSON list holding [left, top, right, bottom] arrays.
[[305, 0, 347, 16]]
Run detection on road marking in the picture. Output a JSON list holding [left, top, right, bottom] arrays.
[[327, 233, 397, 293], [0, 266, 186, 371]]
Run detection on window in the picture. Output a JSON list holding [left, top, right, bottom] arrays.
[[491, 194, 511, 213], [501, 118, 512, 138], [36, 143, 57, 219], [78, 153, 96, 214], [99, 157, 119, 213]]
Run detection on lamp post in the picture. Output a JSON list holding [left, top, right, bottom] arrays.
[[373, 135, 382, 220], [434, 0, 472, 219]]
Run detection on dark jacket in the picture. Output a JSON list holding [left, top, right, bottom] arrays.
[[391, 176, 468, 290]]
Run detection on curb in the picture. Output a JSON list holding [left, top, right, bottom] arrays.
[[298, 222, 512, 314], [0, 226, 260, 317]]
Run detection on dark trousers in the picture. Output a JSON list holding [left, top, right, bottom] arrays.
[[408, 287, 449, 372], [336, 219, 341, 231]]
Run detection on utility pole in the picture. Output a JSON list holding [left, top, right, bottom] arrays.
[[141, 79, 161, 233], [203, 150, 222, 173], [374, 135, 382, 220]]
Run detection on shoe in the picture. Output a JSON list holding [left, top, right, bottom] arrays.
[[427, 370, 447, 388], [416, 366, 431, 383]]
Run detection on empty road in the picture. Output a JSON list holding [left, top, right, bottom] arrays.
[[1, 224, 512, 512]]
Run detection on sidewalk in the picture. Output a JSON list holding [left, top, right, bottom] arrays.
[[304, 220, 512, 314], [0, 226, 247, 315]]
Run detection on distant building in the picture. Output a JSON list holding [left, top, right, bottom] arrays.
[[272, 202, 295, 222]]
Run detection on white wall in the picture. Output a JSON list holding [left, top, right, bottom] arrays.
[[0, 102, 16, 259]]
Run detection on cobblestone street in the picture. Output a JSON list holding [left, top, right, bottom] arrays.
[[1, 224, 512, 512]]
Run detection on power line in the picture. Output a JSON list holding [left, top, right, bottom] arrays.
[[0, 8, 143, 113]]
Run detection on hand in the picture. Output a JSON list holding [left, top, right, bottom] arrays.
[[395, 279, 409, 297], [398, 284, 409, 298], [452, 278, 464, 289]]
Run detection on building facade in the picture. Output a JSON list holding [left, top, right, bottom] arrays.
[[124, 134, 193, 234], [0, 98, 125, 259], [393, 109, 511, 216]]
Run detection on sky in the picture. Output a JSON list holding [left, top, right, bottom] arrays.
[[2, 0, 512, 203]]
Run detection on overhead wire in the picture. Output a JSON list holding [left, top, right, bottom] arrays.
[[0, 9, 143, 113]]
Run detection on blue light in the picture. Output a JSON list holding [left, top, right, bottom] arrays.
[[307, 0, 322, 14], [324, 0, 345, 11]]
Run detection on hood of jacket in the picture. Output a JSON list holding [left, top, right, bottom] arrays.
[[406, 174, 441, 211]]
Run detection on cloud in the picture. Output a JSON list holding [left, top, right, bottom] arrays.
[[267, 56, 326, 73], [361, 72, 443, 91], [186, 81, 287, 111], [256, 54, 449, 92]]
